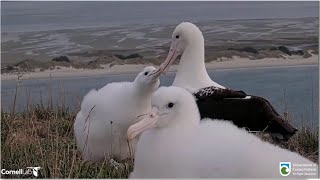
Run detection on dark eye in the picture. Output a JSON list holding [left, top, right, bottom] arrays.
[[175, 35, 179, 39], [144, 72, 148, 76], [167, 102, 174, 108]]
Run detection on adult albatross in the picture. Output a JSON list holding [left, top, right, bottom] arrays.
[[159, 22, 297, 140]]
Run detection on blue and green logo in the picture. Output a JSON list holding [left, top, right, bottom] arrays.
[[279, 162, 291, 176]]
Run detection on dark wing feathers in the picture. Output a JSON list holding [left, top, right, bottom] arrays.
[[193, 86, 247, 100], [193, 86, 297, 141]]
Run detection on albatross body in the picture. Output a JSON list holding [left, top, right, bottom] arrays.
[[160, 22, 297, 140], [127, 86, 316, 178], [74, 66, 161, 161]]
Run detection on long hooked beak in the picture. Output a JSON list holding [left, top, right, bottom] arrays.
[[160, 41, 180, 74], [127, 107, 159, 141], [148, 67, 163, 80]]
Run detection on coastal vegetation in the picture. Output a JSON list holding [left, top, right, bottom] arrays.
[[1, 45, 318, 74]]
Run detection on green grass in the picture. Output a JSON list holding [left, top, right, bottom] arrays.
[[1, 105, 318, 178]]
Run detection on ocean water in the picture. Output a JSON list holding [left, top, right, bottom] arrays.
[[1, 65, 319, 129], [1, 2, 319, 64], [1, 1, 318, 32]]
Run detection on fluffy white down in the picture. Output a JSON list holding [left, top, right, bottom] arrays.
[[130, 87, 317, 178], [74, 66, 159, 162]]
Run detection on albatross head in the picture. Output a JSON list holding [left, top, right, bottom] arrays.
[[160, 22, 204, 74], [135, 66, 161, 92], [127, 86, 200, 140]]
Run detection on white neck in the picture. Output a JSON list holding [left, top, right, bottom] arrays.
[[132, 82, 155, 103], [158, 109, 200, 139], [172, 40, 225, 91], [133, 84, 154, 100]]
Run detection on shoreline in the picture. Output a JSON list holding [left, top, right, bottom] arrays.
[[1, 55, 318, 81]]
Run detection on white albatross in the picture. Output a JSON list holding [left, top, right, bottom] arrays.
[[159, 22, 297, 140], [160, 22, 225, 91], [127, 86, 317, 178], [74, 66, 161, 162]]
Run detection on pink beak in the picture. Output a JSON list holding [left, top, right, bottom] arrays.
[[148, 66, 163, 79], [127, 107, 159, 141], [160, 42, 180, 74]]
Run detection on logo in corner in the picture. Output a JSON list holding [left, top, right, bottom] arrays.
[[279, 162, 291, 176], [26, 167, 41, 177]]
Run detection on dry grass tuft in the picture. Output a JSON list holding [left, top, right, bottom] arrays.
[[258, 127, 319, 163], [284, 127, 319, 162], [1, 105, 132, 178]]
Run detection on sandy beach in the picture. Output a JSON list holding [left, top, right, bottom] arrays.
[[1, 55, 318, 81]]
